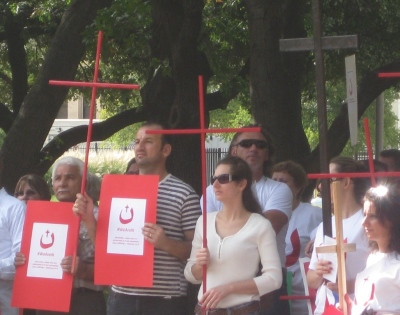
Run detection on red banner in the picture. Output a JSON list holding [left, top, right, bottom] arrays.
[[12, 201, 79, 312], [94, 174, 158, 286]]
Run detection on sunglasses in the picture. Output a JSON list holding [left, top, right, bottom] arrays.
[[211, 174, 240, 185], [236, 139, 268, 149]]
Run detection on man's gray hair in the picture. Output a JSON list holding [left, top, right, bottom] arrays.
[[51, 156, 84, 181]]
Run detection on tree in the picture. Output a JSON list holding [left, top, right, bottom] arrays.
[[1, 0, 400, 195]]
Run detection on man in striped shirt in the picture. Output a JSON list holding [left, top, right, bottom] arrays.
[[75, 121, 202, 315]]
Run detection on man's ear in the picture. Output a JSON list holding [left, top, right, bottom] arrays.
[[162, 143, 172, 158], [343, 177, 352, 188]]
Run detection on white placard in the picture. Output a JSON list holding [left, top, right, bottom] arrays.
[[345, 54, 358, 146], [27, 223, 68, 279], [318, 235, 338, 283], [107, 197, 146, 255]]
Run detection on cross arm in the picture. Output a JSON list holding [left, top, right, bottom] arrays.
[[280, 35, 358, 52]]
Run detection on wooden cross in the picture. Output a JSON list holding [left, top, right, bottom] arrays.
[[147, 76, 261, 294], [280, 0, 358, 238], [49, 30, 140, 270], [314, 181, 355, 315]]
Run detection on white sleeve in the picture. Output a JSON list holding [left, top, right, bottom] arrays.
[[0, 203, 26, 280], [309, 222, 323, 271], [263, 183, 292, 220], [184, 216, 203, 284], [254, 219, 283, 295]]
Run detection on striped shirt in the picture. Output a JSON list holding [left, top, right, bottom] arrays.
[[112, 174, 201, 297]]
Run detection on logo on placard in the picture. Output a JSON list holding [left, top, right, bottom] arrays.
[[119, 205, 134, 224], [40, 230, 55, 249]]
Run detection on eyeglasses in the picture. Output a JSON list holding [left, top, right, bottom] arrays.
[[236, 139, 268, 149], [211, 174, 238, 185], [15, 189, 37, 197]]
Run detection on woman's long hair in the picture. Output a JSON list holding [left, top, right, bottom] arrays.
[[216, 156, 262, 214], [330, 156, 371, 205], [364, 185, 400, 255], [15, 174, 51, 201]]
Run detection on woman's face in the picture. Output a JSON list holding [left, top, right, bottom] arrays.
[[362, 200, 391, 249], [15, 183, 42, 203], [212, 164, 243, 202], [272, 171, 298, 200]]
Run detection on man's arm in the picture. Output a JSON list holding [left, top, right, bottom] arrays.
[[0, 203, 25, 280], [262, 210, 288, 235], [142, 224, 194, 261]]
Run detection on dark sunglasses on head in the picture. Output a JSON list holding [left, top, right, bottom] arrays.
[[236, 139, 268, 149], [211, 174, 239, 185]]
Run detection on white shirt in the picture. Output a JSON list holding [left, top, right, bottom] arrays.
[[0, 188, 26, 315], [285, 202, 322, 315], [353, 251, 400, 315], [202, 176, 293, 266], [0, 188, 26, 279], [185, 212, 282, 308], [309, 210, 370, 315]]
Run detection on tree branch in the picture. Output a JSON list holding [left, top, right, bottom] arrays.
[[34, 107, 147, 174], [306, 59, 400, 173]]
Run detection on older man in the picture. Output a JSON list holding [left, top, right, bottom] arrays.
[[75, 121, 202, 315], [14, 158, 105, 314], [0, 161, 26, 315]]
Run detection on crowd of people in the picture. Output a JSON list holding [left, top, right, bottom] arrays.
[[1, 123, 400, 315]]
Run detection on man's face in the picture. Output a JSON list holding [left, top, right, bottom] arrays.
[[231, 132, 269, 170], [133, 125, 170, 169], [52, 164, 82, 202]]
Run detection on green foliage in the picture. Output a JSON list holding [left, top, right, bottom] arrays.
[[99, 108, 141, 147], [302, 79, 400, 155], [209, 94, 253, 141]]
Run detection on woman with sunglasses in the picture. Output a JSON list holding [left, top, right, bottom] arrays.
[[307, 157, 371, 315], [185, 156, 282, 315], [346, 184, 400, 315]]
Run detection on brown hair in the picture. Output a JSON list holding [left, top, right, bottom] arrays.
[[330, 156, 371, 205], [217, 156, 262, 214], [15, 174, 51, 201], [272, 160, 307, 200]]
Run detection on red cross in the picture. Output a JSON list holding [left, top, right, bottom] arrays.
[[147, 75, 260, 293], [49, 31, 140, 271], [49, 31, 140, 194]]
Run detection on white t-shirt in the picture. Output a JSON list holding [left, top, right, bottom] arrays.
[[285, 202, 322, 315], [0, 188, 26, 315], [309, 210, 370, 315], [353, 251, 400, 315], [202, 176, 293, 266]]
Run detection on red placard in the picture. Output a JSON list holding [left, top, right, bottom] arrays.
[[95, 174, 158, 286], [12, 201, 79, 312]]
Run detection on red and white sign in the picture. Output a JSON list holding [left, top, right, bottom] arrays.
[[95, 174, 158, 287], [12, 201, 79, 312]]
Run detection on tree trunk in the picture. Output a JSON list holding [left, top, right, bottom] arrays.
[[0, 0, 113, 192]]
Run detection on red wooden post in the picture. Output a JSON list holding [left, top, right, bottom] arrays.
[[49, 30, 140, 271], [147, 75, 261, 295]]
